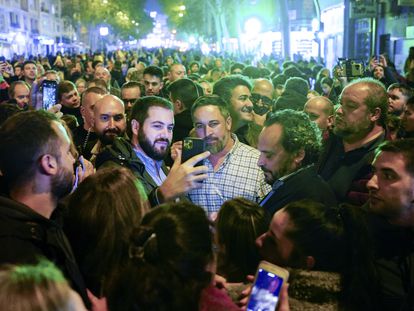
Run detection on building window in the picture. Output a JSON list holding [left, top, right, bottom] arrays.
[[30, 18, 39, 33], [10, 12, 20, 28], [40, 1, 48, 13], [0, 14, 6, 30], [21, 0, 28, 11]]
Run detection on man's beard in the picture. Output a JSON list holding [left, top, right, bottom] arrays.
[[260, 154, 295, 185], [205, 136, 225, 154], [51, 167, 73, 199], [333, 115, 373, 139], [98, 128, 124, 145], [138, 129, 170, 161]]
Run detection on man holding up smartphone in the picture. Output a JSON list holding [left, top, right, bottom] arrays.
[[95, 96, 210, 207], [188, 95, 271, 219]]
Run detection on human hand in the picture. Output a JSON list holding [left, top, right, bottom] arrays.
[[277, 283, 290, 311], [158, 150, 210, 201], [379, 55, 387, 67], [170, 141, 183, 162], [87, 289, 108, 311], [76, 156, 95, 184], [238, 275, 254, 309], [47, 104, 63, 118]]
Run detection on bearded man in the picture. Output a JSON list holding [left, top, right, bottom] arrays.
[[95, 96, 209, 207], [188, 95, 271, 219]]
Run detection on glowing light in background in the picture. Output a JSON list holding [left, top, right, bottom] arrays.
[[244, 17, 262, 35], [99, 27, 109, 36]]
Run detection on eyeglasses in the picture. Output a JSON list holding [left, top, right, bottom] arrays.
[[250, 93, 273, 107]]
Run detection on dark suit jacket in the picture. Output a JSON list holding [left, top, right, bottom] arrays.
[[260, 165, 337, 216], [95, 137, 170, 207]]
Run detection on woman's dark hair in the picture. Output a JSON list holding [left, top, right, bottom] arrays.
[[108, 202, 214, 311], [216, 198, 269, 282], [283, 200, 380, 310], [65, 167, 149, 296]]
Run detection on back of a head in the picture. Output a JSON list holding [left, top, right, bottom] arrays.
[[0, 111, 60, 190], [284, 199, 379, 310], [242, 65, 262, 79], [108, 202, 213, 311], [217, 198, 268, 281], [66, 167, 148, 295], [167, 78, 204, 110], [0, 260, 86, 311]]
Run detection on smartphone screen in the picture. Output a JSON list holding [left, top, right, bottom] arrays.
[[42, 80, 57, 110], [182, 137, 205, 166], [247, 267, 285, 311]]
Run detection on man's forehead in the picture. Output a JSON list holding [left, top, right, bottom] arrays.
[[231, 85, 250, 95], [83, 92, 102, 106], [95, 98, 124, 114], [145, 106, 174, 123], [144, 75, 160, 82]]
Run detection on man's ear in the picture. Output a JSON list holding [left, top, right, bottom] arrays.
[[175, 99, 184, 112], [370, 107, 381, 122], [39, 154, 58, 175], [294, 149, 305, 166], [327, 114, 334, 129], [131, 119, 140, 136], [159, 81, 164, 90], [305, 256, 315, 270], [226, 115, 232, 131]]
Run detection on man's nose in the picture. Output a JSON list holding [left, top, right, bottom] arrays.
[[367, 174, 378, 191]]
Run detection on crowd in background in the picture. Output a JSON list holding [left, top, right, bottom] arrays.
[[0, 46, 413, 311]]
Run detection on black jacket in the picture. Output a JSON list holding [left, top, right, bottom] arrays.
[[0, 196, 89, 307], [260, 165, 337, 216], [95, 137, 169, 207]]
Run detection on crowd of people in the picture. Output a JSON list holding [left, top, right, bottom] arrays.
[[0, 47, 413, 311]]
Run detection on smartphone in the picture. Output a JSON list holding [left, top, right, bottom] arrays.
[[247, 261, 289, 311], [182, 137, 206, 166], [42, 80, 58, 110]]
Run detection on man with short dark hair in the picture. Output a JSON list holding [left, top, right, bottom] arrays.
[[121, 81, 143, 116], [318, 78, 388, 205], [213, 75, 254, 144], [21, 60, 37, 86], [387, 83, 412, 117], [188, 95, 271, 218], [0, 111, 89, 306], [168, 78, 203, 142], [258, 109, 336, 215], [143, 65, 164, 96], [58, 80, 82, 125], [367, 139, 414, 310], [95, 96, 210, 207]]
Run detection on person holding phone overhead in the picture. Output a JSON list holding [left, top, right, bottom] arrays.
[[95, 96, 210, 207], [188, 95, 271, 219]]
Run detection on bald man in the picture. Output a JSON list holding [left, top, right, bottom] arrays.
[[251, 79, 274, 126], [90, 94, 126, 162], [73, 87, 107, 159], [304, 96, 334, 132]]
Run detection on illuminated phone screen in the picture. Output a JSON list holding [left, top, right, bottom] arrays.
[[247, 268, 284, 311]]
